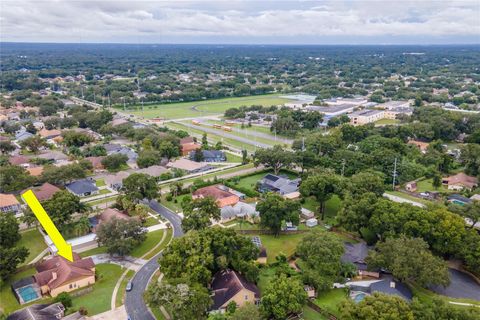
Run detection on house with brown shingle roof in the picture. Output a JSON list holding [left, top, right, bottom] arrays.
[[26, 166, 44, 177], [24, 183, 61, 202], [34, 253, 95, 298], [38, 128, 62, 140], [442, 173, 478, 191], [193, 185, 240, 208], [0, 193, 21, 214], [8, 155, 30, 166], [210, 270, 260, 312]]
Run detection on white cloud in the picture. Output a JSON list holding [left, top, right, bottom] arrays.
[[1, 0, 479, 43]]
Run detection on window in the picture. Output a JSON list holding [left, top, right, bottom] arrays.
[[69, 284, 73, 289], [244, 295, 248, 300]]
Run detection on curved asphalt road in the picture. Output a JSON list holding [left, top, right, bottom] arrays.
[[125, 200, 183, 320]]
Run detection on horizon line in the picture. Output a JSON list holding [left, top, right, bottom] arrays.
[[2, 41, 480, 46]]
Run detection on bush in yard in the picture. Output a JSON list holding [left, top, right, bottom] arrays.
[[55, 292, 72, 308]]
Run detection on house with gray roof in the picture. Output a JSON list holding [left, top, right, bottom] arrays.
[[190, 150, 226, 162], [66, 179, 99, 197], [7, 302, 65, 320], [258, 174, 301, 196], [15, 131, 34, 142]]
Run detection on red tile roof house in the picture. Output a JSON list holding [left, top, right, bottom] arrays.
[[33, 253, 95, 298], [193, 185, 240, 208], [210, 270, 260, 313], [180, 137, 201, 156], [442, 173, 479, 191], [0, 193, 22, 214], [24, 183, 61, 202]]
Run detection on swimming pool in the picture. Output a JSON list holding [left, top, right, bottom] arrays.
[[17, 285, 40, 303], [352, 292, 367, 303]]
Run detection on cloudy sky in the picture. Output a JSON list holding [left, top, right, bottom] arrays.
[[1, 0, 479, 44]]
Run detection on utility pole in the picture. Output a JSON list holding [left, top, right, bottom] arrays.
[[392, 157, 398, 190], [341, 159, 346, 176], [302, 136, 305, 152]]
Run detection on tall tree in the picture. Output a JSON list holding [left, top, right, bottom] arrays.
[[253, 145, 295, 175], [42, 190, 87, 229], [0, 165, 36, 192], [296, 230, 345, 290], [340, 292, 414, 320], [122, 173, 159, 202], [366, 236, 450, 288], [96, 218, 147, 256], [0, 213, 29, 280], [101, 154, 128, 171], [181, 196, 221, 232], [261, 274, 307, 319], [300, 171, 343, 220], [256, 193, 300, 236], [147, 281, 212, 320]]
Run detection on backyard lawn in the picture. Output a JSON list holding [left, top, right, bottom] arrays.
[[257, 233, 307, 263], [415, 179, 454, 194], [303, 305, 328, 320], [130, 229, 165, 258], [0, 267, 40, 315], [225, 152, 243, 163], [314, 289, 348, 317], [70, 263, 123, 315], [17, 228, 47, 265]]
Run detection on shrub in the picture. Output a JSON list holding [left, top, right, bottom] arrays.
[[54, 292, 72, 308]]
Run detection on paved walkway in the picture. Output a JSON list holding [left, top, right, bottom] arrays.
[[383, 192, 426, 207]]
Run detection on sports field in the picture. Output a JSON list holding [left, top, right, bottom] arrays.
[[121, 94, 291, 119]]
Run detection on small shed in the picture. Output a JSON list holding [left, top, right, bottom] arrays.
[[306, 218, 318, 227]]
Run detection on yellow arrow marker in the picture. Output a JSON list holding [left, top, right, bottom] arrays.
[[22, 190, 73, 262]]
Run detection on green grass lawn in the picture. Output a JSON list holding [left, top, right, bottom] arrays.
[[124, 94, 290, 120], [70, 263, 123, 315], [130, 229, 165, 258], [375, 118, 400, 125], [98, 189, 112, 195], [160, 194, 191, 212], [303, 305, 328, 320], [225, 153, 243, 163], [17, 228, 47, 265], [165, 122, 258, 152], [258, 233, 307, 263], [415, 179, 454, 194], [86, 196, 118, 206], [143, 228, 173, 260], [179, 120, 282, 147], [144, 217, 160, 227], [0, 267, 41, 315], [314, 289, 348, 317], [79, 246, 108, 258], [95, 179, 106, 187], [115, 270, 135, 308]]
